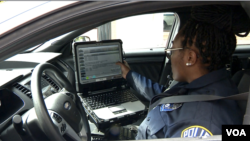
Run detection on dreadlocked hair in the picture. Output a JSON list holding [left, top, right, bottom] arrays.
[[180, 5, 250, 71]]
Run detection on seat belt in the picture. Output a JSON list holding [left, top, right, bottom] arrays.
[[149, 90, 250, 124], [148, 92, 249, 112]]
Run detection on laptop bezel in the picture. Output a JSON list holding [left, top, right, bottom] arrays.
[[72, 39, 125, 94]]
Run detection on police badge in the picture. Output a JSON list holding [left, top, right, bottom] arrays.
[[160, 103, 183, 111]]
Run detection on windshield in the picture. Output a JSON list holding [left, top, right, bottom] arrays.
[[0, 1, 76, 35]]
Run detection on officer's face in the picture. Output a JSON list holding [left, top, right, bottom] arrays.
[[170, 33, 187, 82]]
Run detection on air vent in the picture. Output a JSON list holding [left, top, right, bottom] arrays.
[[13, 83, 32, 99], [42, 75, 60, 91]]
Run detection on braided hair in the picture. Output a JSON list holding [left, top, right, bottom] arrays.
[[179, 5, 250, 71]]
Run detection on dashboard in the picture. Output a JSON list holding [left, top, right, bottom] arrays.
[[0, 52, 65, 134], [0, 89, 24, 124]]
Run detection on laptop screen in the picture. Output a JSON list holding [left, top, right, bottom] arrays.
[[75, 42, 123, 84]]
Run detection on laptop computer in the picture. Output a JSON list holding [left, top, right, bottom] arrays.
[[72, 40, 145, 129]]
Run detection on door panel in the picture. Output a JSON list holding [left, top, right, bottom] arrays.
[[125, 48, 165, 83], [128, 62, 164, 83]]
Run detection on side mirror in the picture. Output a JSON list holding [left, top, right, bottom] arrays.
[[74, 36, 91, 42]]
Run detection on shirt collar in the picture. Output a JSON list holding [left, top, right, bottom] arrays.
[[185, 68, 229, 89]]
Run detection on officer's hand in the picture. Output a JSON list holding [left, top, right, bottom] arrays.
[[116, 61, 130, 79]]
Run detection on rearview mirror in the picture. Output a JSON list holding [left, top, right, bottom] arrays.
[[74, 36, 90, 42]]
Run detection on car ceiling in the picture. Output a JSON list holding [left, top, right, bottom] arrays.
[[0, 1, 242, 63]]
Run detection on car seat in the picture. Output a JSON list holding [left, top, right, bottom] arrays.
[[231, 70, 249, 115]]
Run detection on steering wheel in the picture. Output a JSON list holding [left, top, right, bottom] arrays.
[[31, 63, 91, 141]]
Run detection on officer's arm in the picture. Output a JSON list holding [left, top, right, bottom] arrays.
[[116, 61, 166, 101], [126, 70, 166, 101]]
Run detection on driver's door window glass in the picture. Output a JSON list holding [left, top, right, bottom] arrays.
[[110, 13, 175, 51], [78, 13, 176, 52], [236, 34, 250, 45]]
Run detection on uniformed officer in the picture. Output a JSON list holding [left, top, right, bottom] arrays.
[[116, 5, 250, 139]]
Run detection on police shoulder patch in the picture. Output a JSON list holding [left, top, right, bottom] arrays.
[[181, 125, 213, 138]]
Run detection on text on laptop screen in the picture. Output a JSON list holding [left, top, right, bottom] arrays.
[[76, 44, 122, 84]]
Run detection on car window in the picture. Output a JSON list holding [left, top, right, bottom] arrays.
[[236, 34, 250, 45], [77, 12, 175, 52], [79, 28, 98, 42]]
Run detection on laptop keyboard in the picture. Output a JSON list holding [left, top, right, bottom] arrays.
[[81, 89, 138, 110]]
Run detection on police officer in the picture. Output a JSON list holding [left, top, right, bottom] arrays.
[[116, 5, 250, 139]]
